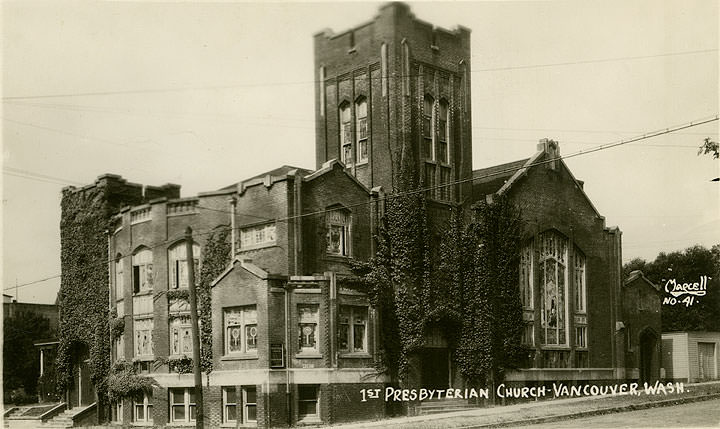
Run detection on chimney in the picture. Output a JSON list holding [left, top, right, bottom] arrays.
[[537, 138, 560, 170]]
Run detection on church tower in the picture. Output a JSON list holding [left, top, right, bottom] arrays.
[[314, 2, 472, 202]]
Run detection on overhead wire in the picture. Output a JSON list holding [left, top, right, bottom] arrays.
[[6, 114, 718, 292]]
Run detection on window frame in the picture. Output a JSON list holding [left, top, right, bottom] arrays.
[[539, 230, 569, 347], [114, 334, 124, 361], [338, 305, 368, 354], [224, 306, 259, 356], [169, 316, 193, 356], [169, 387, 196, 423], [326, 209, 351, 257], [239, 222, 276, 251], [297, 385, 320, 421], [339, 102, 353, 166], [133, 318, 154, 358], [297, 304, 320, 355], [222, 386, 237, 424], [132, 391, 153, 424], [520, 241, 534, 310], [574, 247, 587, 314], [115, 256, 124, 301], [243, 386, 257, 423], [168, 242, 200, 290], [423, 95, 435, 161], [355, 97, 368, 165], [111, 400, 123, 423], [132, 248, 153, 294], [438, 99, 450, 164]]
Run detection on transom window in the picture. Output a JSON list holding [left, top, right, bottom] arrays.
[[326, 209, 350, 256], [339, 306, 367, 353], [340, 102, 352, 165], [168, 242, 200, 289], [134, 318, 153, 358], [298, 305, 319, 354], [539, 231, 568, 345], [170, 316, 192, 355], [239, 223, 276, 249], [356, 98, 368, 164], [170, 388, 196, 423], [225, 306, 258, 355], [132, 249, 153, 294]]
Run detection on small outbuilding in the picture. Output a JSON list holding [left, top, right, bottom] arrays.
[[662, 331, 720, 383], [621, 270, 662, 383]]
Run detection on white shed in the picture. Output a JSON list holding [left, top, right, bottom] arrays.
[[662, 331, 720, 382]]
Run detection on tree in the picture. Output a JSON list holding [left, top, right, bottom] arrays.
[[698, 137, 719, 159], [3, 311, 52, 400], [623, 245, 720, 331]]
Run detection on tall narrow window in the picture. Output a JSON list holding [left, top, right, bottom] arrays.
[[168, 242, 200, 289], [338, 306, 368, 353], [132, 248, 153, 294], [356, 98, 368, 164], [298, 305, 319, 354], [339, 102, 352, 166], [539, 231, 568, 345], [381, 43, 388, 97], [520, 242, 534, 309], [222, 387, 237, 423], [115, 257, 124, 301], [402, 41, 410, 94], [326, 209, 350, 256], [243, 387, 257, 423], [115, 335, 124, 361], [423, 95, 435, 160], [438, 99, 449, 163], [574, 247, 586, 313], [319, 66, 326, 117]]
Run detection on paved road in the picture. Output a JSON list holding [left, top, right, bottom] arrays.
[[516, 398, 720, 428]]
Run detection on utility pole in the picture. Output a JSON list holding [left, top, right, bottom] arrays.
[[185, 227, 204, 428]]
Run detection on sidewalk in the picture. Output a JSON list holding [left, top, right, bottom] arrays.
[[322, 381, 720, 428]]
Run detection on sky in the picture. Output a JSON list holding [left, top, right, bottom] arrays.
[[2, 1, 718, 304]]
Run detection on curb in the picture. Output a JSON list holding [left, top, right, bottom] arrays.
[[461, 393, 720, 428]]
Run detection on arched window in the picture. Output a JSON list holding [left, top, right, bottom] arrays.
[[574, 247, 586, 313], [519, 241, 533, 310], [326, 208, 351, 256], [168, 242, 200, 289], [380, 43, 388, 96], [423, 95, 435, 160], [539, 230, 568, 345], [132, 248, 153, 294], [355, 97, 368, 164], [339, 102, 352, 166], [438, 99, 449, 163]]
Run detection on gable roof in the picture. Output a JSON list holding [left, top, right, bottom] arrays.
[[472, 158, 529, 196], [302, 159, 371, 194], [211, 257, 284, 287], [625, 270, 661, 293]]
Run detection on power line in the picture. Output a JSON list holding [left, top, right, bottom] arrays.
[[6, 114, 718, 291], [3, 49, 715, 100]]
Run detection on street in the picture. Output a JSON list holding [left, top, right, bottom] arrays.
[[516, 398, 720, 428]]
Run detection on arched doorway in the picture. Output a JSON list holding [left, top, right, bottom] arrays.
[[639, 328, 658, 384]]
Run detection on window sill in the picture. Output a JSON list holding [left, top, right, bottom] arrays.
[[296, 353, 322, 359], [355, 160, 368, 167], [298, 416, 322, 425], [540, 345, 571, 350], [132, 291, 153, 297], [221, 354, 259, 361], [133, 355, 155, 362], [130, 422, 154, 426], [325, 254, 351, 261], [339, 352, 371, 359]]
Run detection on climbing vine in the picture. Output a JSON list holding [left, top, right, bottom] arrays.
[[106, 361, 156, 402], [197, 227, 232, 373], [57, 186, 116, 405]]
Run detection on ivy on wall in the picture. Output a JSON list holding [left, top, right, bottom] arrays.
[[107, 361, 156, 402], [354, 147, 525, 388], [196, 227, 231, 373], [57, 186, 115, 405]]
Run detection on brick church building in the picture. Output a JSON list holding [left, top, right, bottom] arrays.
[[58, 3, 660, 427]]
